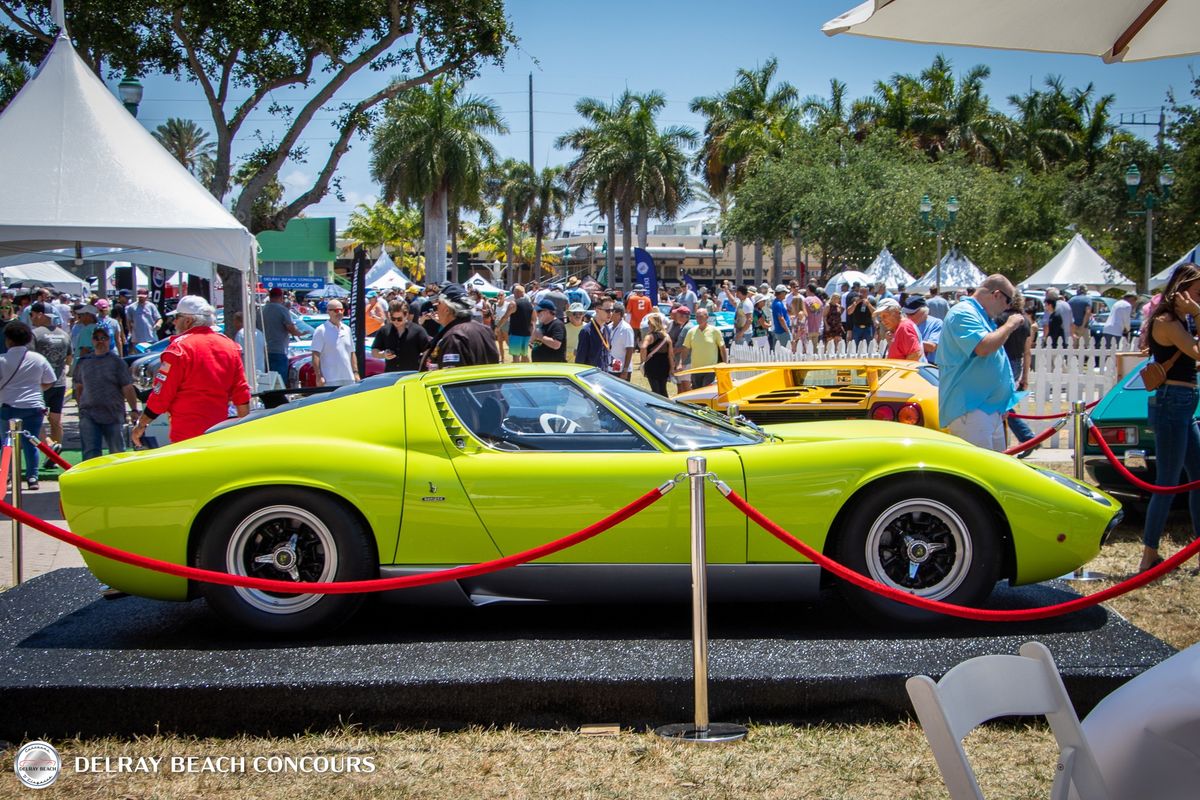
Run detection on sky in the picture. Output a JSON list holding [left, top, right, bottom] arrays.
[[119, 0, 1200, 230]]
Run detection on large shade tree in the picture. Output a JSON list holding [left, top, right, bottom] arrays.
[[0, 0, 513, 324], [369, 76, 507, 284]]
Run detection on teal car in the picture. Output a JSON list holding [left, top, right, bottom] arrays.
[[60, 364, 1121, 635], [1085, 359, 1196, 503]]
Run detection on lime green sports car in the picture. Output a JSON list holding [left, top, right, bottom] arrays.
[[59, 364, 1122, 634]]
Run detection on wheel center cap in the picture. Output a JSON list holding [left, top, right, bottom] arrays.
[[272, 546, 298, 570], [907, 540, 930, 563]]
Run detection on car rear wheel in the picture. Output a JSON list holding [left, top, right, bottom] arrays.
[[834, 480, 1002, 624], [196, 489, 375, 635]]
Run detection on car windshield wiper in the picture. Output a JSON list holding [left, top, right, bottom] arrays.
[[686, 402, 777, 442]]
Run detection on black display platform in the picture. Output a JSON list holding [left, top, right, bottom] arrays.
[[0, 569, 1175, 738]]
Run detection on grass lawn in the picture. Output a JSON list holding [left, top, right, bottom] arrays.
[[0, 521, 1193, 799]]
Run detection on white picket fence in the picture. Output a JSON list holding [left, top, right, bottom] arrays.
[[728, 337, 1137, 448]]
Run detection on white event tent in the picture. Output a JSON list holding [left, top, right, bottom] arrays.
[[863, 248, 916, 291], [909, 249, 987, 293], [466, 272, 505, 297], [364, 251, 412, 291], [0, 26, 259, 375], [1149, 243, 1200, 291], [1, 260, 87, 294], [1019, 234, 1135, 293], [823, 270, 873, 298]]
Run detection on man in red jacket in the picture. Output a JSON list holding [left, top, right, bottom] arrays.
[[131, 296, 251, 445]]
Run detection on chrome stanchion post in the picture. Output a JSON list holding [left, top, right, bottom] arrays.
[[655, 456, 747, 743], [9, 419, 22, 585], [726, 403, 739, 421], [1072, 400, 1086, 482]]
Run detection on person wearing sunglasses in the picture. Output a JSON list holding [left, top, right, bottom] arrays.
[[371, 300, 430, 373], [936, 274, 1024, 451], [310, 300, 358, 387]]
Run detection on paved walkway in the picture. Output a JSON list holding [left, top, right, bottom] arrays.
[[0, 401, 84, 587]]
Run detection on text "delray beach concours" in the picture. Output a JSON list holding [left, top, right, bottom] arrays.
[[72, 755, 377, 774]]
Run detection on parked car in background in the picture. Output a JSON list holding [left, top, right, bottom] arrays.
[[675, 359, 942, 429], [59, 364, 1121, 635], [1085, 356, 1193, 509]]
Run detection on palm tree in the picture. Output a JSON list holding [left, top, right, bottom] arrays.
[[557, 95, 633, 286], [153, 118, 215, 182], [908, 56, 1000, 163], [485, 158, 535, 283], [343, 201, 424, 277], [369, 77, 508, 284], [525, 165, 573, 276], [1005, 79, 1077, 172], [1069, 83, 1117, 175], [801, 78, 853, 137], [693, 59, 799, 286]]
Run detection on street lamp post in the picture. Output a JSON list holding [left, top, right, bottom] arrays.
[[919, 194, 959, 292], [1125, 163, 1174, 294], [117, 75, 143, 117]]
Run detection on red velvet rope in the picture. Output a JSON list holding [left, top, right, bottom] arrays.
[[0, 442, 11, 495], [1008, 399, 1100, 420], [719, 485, 1199, 621], [0, 485, 669, 594], [1087, 418, 1200, 494], [28, 435, 72, 471], [1002, 424, 1059, 456]]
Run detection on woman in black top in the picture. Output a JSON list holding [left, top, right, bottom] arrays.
[[1140, 264, 1200, 572], [639, 312, 674, 397]]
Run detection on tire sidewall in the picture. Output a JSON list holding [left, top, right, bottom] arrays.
[[196, 488, 375, 635]]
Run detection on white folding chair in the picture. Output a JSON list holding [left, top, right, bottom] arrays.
[[906, 641, 1109, 800]]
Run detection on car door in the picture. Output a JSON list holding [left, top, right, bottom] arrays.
[[438, 376, 747, 565]]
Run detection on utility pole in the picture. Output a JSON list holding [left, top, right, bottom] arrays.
[[528, 72, 535, 169], [1118, 107, 1168, 154]]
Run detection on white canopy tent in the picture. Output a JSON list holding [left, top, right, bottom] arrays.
[[465, 272, 505, 297], [909, 249, 987, 293], [1, 261, 86, 294], [1019, 234, 1135, 293], [823, 269, 874, 298], [368, 269, 411, 291], [863, 248, 916, 291], [0, 27, 258, 376], [1150, 243, 1200, 291]]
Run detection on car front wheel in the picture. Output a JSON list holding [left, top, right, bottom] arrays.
[[834, 480, 1002, 624], [196, 489, 375, 635]]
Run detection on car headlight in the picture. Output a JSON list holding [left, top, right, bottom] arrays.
[[1037, 468, 1113, 506], [133, 364, 153, 391]]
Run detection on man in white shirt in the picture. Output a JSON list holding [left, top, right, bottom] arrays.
[[1102, 292, 1137, 346], [310, 300, 358, 387], [604, 302, 636, 380]]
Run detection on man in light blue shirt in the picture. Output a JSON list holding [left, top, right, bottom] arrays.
[[926, 288, 950, 320], [937, 275, 1024, 451]]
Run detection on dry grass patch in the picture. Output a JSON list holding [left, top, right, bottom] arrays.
[[0, 723, 1060, 800]]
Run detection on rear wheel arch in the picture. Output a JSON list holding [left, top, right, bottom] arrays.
[[186, 485, 381, 600]]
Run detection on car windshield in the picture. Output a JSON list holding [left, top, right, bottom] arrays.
[[579, 370, 762, 450]]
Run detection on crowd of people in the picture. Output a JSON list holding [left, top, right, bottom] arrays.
[[0, 286, 246, 488]]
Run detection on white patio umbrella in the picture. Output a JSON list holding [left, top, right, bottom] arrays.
[[823, 1, 1199, 64]]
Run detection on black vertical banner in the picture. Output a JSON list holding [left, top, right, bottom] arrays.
[[115, 265, 134, 294], [353, 245, 367, 381], [186, 274, 210, 300], [149, 267, 167, 316]]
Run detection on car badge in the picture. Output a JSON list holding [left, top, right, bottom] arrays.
[[422, 481, 446, 502]]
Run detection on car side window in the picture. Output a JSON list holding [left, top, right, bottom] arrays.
[[443, 379, 655, 452]]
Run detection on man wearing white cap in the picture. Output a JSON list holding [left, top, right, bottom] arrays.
[[877, 298, 921, 360], [132, 295, 250, 445]]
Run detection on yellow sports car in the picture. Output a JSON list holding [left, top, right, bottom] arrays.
[[675, 359, 941, 430]]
